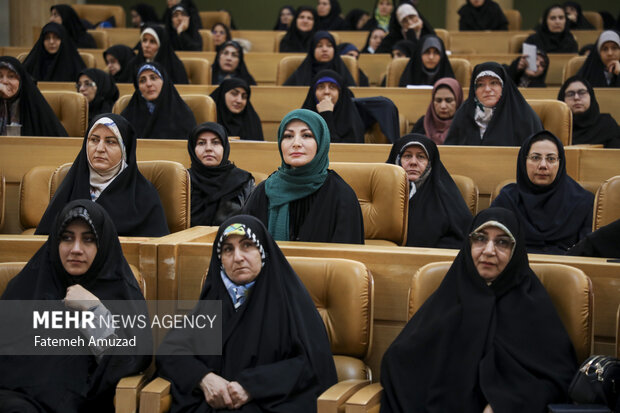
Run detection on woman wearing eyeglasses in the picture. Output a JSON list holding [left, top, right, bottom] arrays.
[[491, 130, 594, 254], [76, 69, 119, 124], [557, 76, 620, 148], [380, 207, 577, 412]]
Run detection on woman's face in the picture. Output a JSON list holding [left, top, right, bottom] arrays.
[[369, 29, 386, 50], [546, 7, 566, 33], [565, 6, 578, 22], [212, 24, 228, 46], [563, 80, 590, 114], [315, 81, 339, 104], [49, 8, 62, 24], [44, 32, 61, 54], [131, 10, 142, 28], [219, 45, 240, 73], [400, 14, 420, 31], [392, 48, 407, 59], [525, 54, 547, 77], [141, 33, 159, 60], [399, 145, 429, 182], [317, 0, 331, 17], [0, 67, 20, 99], [526, 139, 560, 186], [433, 87, 457, 120], [171, 10, 187, 30], [421, 47, 440, 70], [378, 0, 393, 17], [469, 0, 485, 7], [220, 234, 262, 285], [297, 11, 315, 32], [356, 13, 370, 30], [105, 54, 121, 75], [280, 120, 318, 168], [224, 87, 248, 114], [77, 74, 97, 103], [314, 38, 334, 62], [59, 219, 98, 276], [280, 8, 294, 26], [474, 75, 502, 107], [470, 226, 513, 283], [600, 41, 620, 68], [87, 124, 123, 173], [195, 131, 224, 166], [138, 69, 163, 102]]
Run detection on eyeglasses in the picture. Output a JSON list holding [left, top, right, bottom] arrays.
[[526, 154, 560, 164], [564, 89, 588, 99], [470, 232, 514, 253], [76, 81, 96, 90]]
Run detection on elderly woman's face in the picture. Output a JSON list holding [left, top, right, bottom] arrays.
[[44, 32, 61, 54], [474, 75, 502, 107], [138, 69, 163, 101], [141, 33, 159, 60], [526, 139, 560, 186], [314, 38, 334, 62], [433, 87, 457, 120], [219, 45, 240, 73], [195, 131, 224, 167], [470, 226, 514, 283], [224, 87, 248, 114], [280, 120, 318, 169], [563, 80, 590, 114], [297, 11, 315, 32], [87, 125, 123, 173], [59, 219, 97, 276], [400, 146, 428, 182], [77, 74, 97, 103], [0, 67, 20, 99], [220, 234, 262, 284]]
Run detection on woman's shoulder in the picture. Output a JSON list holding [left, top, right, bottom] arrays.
[[325, 170, 358, 198]]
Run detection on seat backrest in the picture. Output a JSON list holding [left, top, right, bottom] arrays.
[[275, 54, 357, 85], [385, 58, 409, 87], [449, 58, 472, 88], [73, 4, 126, 28], [0, 172, 5, 231], [86, 30, 109, 49], [180, 57, 211, 85], [51, 161, 191, 234], [112, 94, 216, 126], [102, 28, 140, 48], [329, 162, 408, 245], [452, 174, 478, 215], [79, 52, 97, 69], [582, 11, 603, 30], [288, 256, 373, 380], [616, 304, 620, 359], [19, 166, 57, 233], [435, 29, 450, 50], [40, 91, 88, 137], [504, 9, 522, 30], [409, 261, 593, 363], [593, 175, 620, 231], [274, 32, 286, 52], [563, 56, 587, 83], [508, 33, 528, 54], [527, 99, 572, 146], [198, 30, 214, 51], [199, 11, 231, 29]]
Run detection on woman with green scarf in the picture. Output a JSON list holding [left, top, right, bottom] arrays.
[[242, 109, 364, 243]]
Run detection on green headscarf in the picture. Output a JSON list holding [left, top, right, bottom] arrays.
[[264, 109, 331, 241]]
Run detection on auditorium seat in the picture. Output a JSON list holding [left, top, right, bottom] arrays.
[[138, 256, 374, 413], [508, 33, 528, 54], [198, 29, 214, 51], [19, 166, 56, 234], [40, 90, 89, 137], [385, 57, 471, 88], [276, 54, 358, 85], [434, 29, 450, 50], [330, 162, 408, 246], [593, 175, 620, 231], [87, 29, 109, 49], [101, 28, 140, 48], [16, 51, 97, 69], [503, 9, 522, 30], [179, 57, 211, 85], [452, 174, 478, 215], [199, 11, 231, 29], [112, 94, 217, 124], [582, 11, 603, 30], [563, 56, 587, 83], [527, 99, 572, 146], [72, 4, 126, 28], [0, 172, 5, 232]]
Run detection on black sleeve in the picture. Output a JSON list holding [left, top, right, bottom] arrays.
[[411, 116, 425, 134]]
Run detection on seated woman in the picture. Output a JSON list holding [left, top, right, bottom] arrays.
[[505, 50, 550, 87], [0, 56, 67, 136], [444, 62, 542, 146], [187, 123, 254, 226], [361, 27, 387, 54], [399, 34, 454, 87], [344, 9, 371, 30], [121, 62, 196, 140], [0, 200, 151, 412], [524, 5, 578, 53], [568, 218, 620, 259], [243, 109, 364, 243], [364, 0, 393, 32], [491, 130, 593, 254], [210, 78, 263, 140], [563, 1, 594, 30], [49, 4, 97, 48], [576, 30, 620, 87], [130, 3, 160, 28], [284, 31, 356, 86], [273, 5, 295, 30], [131, 24, 189, 84], [378, 40, 416, 86], [337, 43, 369, 86], [558, 76, 620, 147], [211, 22, 232, 52], [103, 45, 136, 83], [36, 114, 169, 237], [376, 3, 434, 53], [301, 69, 365, 143], [458, 0, 508, 30], [410, 77, 464, 144], [157, 215, 338, 412], [161, 0, 202, 31], [165, 3, 203, 51], [211, 40, 256, 85], [22, 22, 86, 82], [279, 6, 318, 53], [316, 0, 345, 30], [380, 207, 577, 412], [386, 134, 472, 248], [77, 68, 119, 124]]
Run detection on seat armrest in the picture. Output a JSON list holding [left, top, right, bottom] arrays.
[[115, 373, 149, 413], [344, 383, 383, 413], [139, 377, 172, 413], [318, 379, 370, 413]]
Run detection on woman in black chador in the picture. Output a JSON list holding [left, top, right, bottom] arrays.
[[210, 78, 263, 141], [458, 0, 508, 31], [103, 45, 136, 83], [279, 6, 318, 53], [49, 4, 97, 48], [524, 5, 578, 53], [398, 34, 454, 87]]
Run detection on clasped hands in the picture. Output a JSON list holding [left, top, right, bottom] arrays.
[[200, 372, 251, 409]]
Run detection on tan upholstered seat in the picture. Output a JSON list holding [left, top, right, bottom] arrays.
[[329, 162, 408, 246], [72, 4, 126, 28], [452, 174, 478, 215], [0, 172, 5, 232], [112, 94, 217, 125], [527, 100, 572, 146], [563, 56, 587, 83], [508, 33, 528, 54], [593, 175, 620, 231], [101, 28, 140, 48], [434, 29, 450, 50], [504, 9, 522, 30], [386, 57, 471, 88], [198, 30, 215, 51], [616, 304, 620, 358], [276, 54, 358, 85], [582, 11, 603, 30], [86, 29, 109, 49], [19, 166, 57, 234], [40, 91, 88, 137], [179, 57, 211, 85], [199, 11, 231, 29]]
